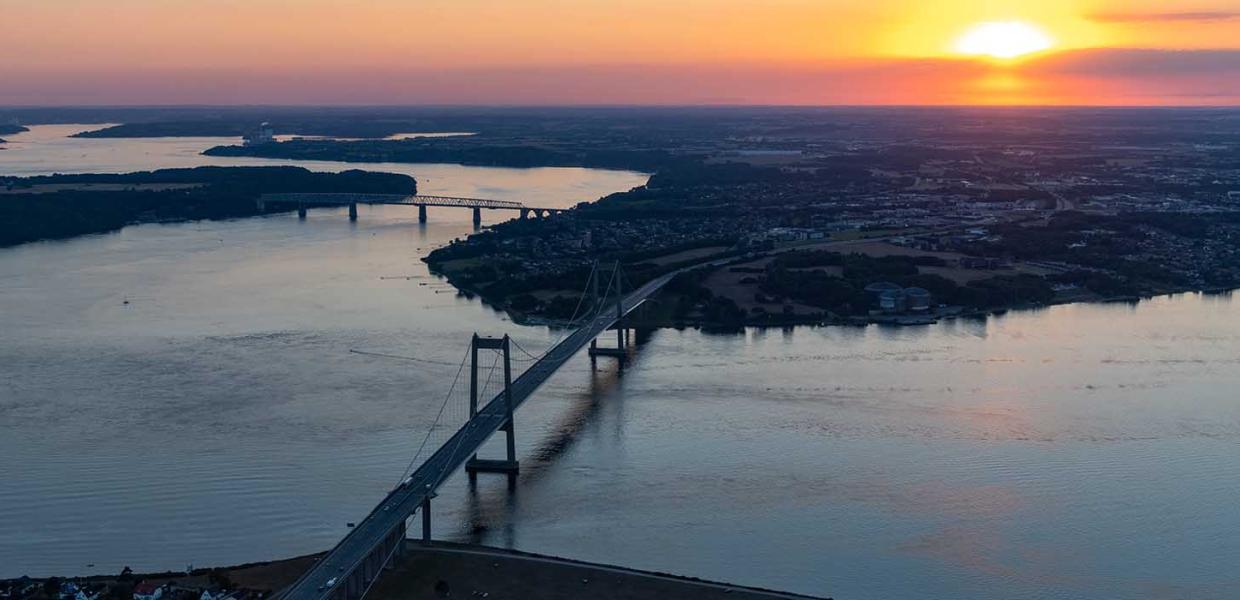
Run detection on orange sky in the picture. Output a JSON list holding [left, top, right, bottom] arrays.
[[2, 0, 1238, 105]]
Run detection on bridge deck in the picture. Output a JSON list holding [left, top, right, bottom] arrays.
[[260, 193, 560, 212], [280, 268, 685, 600]]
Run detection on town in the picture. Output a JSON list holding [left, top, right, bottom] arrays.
[[411, 109, 1240, 327]]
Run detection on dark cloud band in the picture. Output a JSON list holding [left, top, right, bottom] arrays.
[[1088, 11, 1240, 23]]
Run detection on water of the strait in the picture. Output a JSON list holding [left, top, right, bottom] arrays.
[[2, 125, 1238, 599]]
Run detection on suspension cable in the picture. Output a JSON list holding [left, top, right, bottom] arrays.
[[433, 348, 501, 485], [507, 338, 542, 362], [349, 348, 461, 367], [396, 343, 471, 486], [507, 261, 604, 363]]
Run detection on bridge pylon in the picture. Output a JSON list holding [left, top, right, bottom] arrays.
[[589, 261, 629, 363], [465, 334, 519, 485]]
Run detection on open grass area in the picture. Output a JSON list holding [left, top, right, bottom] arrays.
[[370, 542, 827, 600]]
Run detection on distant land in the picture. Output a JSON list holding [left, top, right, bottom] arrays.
[[0, 124, 27, 136], [4, 106, 1238, 328], [0, 166, 414, 247], [399, 107, 1239, 328], [204, 138, 675, 172], [75, 121, 463, 140]]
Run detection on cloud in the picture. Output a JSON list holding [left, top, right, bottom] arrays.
[[1087, 11, 1240, 23], [1028, 48, 1240, 77]]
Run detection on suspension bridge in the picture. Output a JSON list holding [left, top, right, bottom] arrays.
[[258, 193, 565, 226], [280, 260, 711, 600]]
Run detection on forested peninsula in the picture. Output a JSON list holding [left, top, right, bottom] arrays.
[[0, 166, 415, 247]]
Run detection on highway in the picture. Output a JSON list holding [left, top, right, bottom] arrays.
[[280, 264, 692, 600]]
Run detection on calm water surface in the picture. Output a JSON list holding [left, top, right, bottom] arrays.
[[0, 124, 640, 202], [2, 126, 1239, 600]]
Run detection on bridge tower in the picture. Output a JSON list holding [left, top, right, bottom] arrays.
[[418, 205, 427, 223], [465, 334, 519, 485], [589, 261, 629, 363], [472, 207, 483, 228], [348, 202, 358, 221]]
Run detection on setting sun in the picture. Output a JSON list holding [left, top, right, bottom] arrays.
[[954, 21, 1054, 60]]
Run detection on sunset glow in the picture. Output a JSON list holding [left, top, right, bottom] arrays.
[[0, 0, 1237, 105], [954, 21, 1054, 60]]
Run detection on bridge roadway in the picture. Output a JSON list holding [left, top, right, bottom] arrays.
[[280, 265, 695, 600]]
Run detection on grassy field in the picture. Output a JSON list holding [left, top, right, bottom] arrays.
[[370, 542, 826, 600]]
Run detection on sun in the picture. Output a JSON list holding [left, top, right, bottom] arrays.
[[954, 21, 1053, 60]]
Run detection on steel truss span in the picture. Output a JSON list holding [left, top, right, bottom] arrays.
[[260, 193, 539, 211]]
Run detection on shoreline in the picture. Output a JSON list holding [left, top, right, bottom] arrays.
[[3, 542, 829, 600], [201, 141, 666, 174], [428, 256, 1237, 332]]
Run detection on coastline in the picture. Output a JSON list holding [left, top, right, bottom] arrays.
[[202, 140, 671, 174], [428, 254, 1236, 331], [0, 167, 416, 248]]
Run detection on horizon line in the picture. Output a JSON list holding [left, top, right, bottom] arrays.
[[3, 103, 1239, 110]]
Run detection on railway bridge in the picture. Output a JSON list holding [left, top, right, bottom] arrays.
[[258, 193, 564, 226]]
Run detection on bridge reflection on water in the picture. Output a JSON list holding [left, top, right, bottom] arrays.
[[460, 332, 650, 546]]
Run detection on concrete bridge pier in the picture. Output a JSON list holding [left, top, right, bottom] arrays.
[[298, 204, 307, 219], [472, 207, 482, 228], [588, 332, 628, 362], [348, 203, 358, 221], [418, 205, 428, 223], [421, 495, 432, 541], [519, 208, 530, 220]]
